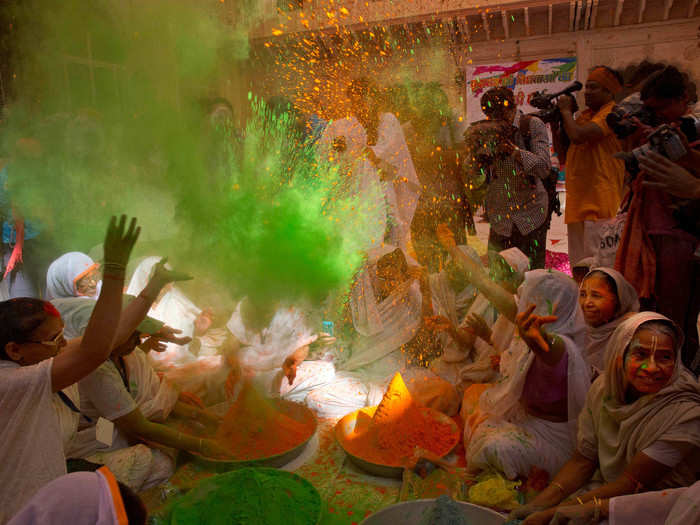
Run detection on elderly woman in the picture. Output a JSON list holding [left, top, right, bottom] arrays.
[[46, 252, 101, 301], [464, 270, 590, 480], [429, 247, 530, 389], [579, 267, 640, 373], [516, 312, 700, 525]]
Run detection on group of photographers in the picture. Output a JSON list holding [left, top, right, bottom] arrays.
[[464, 63, 699, 369]]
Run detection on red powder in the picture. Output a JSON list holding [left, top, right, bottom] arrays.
[[341, 373, 458, 466], [216, 382, 315, 459], [42, 302, 61, 317]]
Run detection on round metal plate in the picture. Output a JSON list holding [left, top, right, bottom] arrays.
[[335, 405, 460, 479]]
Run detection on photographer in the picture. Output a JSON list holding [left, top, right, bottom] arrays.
[[557, 66, 626, 265], [465, 87, 551, 269], [615, 66, 699, 369]]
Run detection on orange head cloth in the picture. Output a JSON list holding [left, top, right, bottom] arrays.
[[97, 466, 128, 525], [588, 67, 622, 95]]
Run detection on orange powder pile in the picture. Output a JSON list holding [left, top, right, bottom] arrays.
[[342, 373, 458, 466], [216, 382, 314, 460]]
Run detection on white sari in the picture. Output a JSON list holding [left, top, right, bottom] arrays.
[[466, 270, 590, 479]]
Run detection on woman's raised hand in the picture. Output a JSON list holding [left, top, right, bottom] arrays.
[[103, 215, 140, 267], [150, 257, 193, 287], [516, 303, 558, 354], [464, 313, 492, 342]]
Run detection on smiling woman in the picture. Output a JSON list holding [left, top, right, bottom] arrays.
[[511, 312, 700, 525], [579, 268, 640, 373]]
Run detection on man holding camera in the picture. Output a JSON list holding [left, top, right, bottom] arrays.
[[557, 66, 626, 266], [615, 66, 700, 369], [464, 87, 551, 269]]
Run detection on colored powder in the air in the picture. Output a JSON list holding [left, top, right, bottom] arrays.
[[417, 495, 470, 525], [216, 381, 314, 460], [168, 467, 321, 525], [342, 373, 458, 466]]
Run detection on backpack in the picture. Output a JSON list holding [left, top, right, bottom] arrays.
[[519, 115, 562, 219]]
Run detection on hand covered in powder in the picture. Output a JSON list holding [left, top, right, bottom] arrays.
[[200, 439, 233, 459], [103, 215, 140, 267], [155, 325, 192, 346], [464, 313, 492, 343], [548, 503, 600, 524], [508, 502, 548, 522], [516, 304, 558, 354], [520, 508, 557, 525], [282, 344, 310, 385], [150, 257, 193, 287]]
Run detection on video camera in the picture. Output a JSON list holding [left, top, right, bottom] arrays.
[[606, 102, 700, 142], [529, 81, 583, 123]]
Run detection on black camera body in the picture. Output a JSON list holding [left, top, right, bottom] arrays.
[[616, 124, 688, 175], [530, 81, 583, 123]]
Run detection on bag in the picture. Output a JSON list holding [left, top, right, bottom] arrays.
[[588, 214, 628, 267], [585, 195, 630, 267], [519, 116, 562, 220]]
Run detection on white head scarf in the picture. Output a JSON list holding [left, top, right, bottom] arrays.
[[46, 252, 98, 300], [581, 267, 640, 372], [498, 247, 531, 277], [7, 467, 128, 525], [126, 257, 201, 368], [578, 312, 700, 488], [479, 270, 589, 437]]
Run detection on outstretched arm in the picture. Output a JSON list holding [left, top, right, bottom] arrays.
[[436, 223, 518, 321], [52, 216, 139, 392]]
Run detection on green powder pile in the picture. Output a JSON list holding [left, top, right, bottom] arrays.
[[418, 495, 470, 525], [168, 468, 321, 525]]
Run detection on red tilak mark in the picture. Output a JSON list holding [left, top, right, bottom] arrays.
[[43, 302, 61, 318]]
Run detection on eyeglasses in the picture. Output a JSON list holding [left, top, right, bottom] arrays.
[[28, 328, 65, 347]]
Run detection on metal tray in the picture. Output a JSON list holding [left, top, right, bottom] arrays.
[[184, 398, 318, 472], [360, 499, 505, 525], [335, 405, 460, 479]]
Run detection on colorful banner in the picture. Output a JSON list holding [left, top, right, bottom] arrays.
[[466, 57, 577, 123]]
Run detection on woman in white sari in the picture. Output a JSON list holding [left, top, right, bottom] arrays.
[[318, 79, 420, 253], [465, 270, 590, 480], [429, 247, 530, 388]]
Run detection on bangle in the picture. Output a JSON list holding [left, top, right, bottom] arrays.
[[199, 438, 204, 451], [593, 497, 601, 522], [103, 262, 125, 272], [551, 481, 566, 495]]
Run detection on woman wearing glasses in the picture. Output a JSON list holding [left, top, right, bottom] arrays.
[[0, 216, 139, 523]]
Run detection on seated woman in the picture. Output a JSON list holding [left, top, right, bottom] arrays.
[[0, 216, 138, 523], [465, 269, 589, 481], [71, 261, 227, 491], [303, 245, 442, 416], [7, 467, 146, 525], [46, 251, 101, 301], [224, 294, 337, 403], [430, 247, 530, 388], [579, 267, 639, 373], [339, 246, 436, 383], [515, 312, 700, 525]]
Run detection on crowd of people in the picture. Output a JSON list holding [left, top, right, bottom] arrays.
[[0, 60, 698, 525]]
